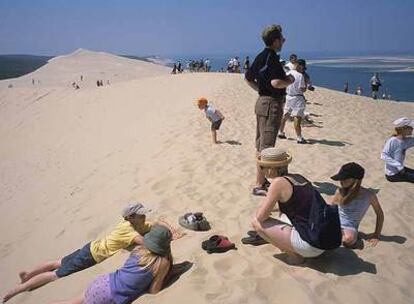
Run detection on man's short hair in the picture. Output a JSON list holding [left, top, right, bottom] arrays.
[[261, 24, 283, 46], [289, 54, 297, 60]]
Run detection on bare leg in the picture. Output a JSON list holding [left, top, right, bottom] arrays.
[[211, 130, 218, 144], [342, 228, 358, 247], [20, 260, 61, 283], [279, 113, 289, 134], [3, 272, 58, 302], [51, 295, 84, 304], [293, 117, 302, 138], [255, 218, 304, 264], [256, 152, 266, 187]]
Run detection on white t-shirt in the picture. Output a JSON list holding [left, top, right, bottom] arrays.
[[370, 76, 381, 86], [381, 136, 414, 176], [285, 62, 296, 71], [286, 70, 306, 96], [204, 105, 221, 122]]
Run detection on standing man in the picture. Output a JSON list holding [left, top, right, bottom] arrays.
[[278, 59, 308, 144], [245, 24, 295, 196], [370, 72, 382, 99], [244, 56, 250, 73]]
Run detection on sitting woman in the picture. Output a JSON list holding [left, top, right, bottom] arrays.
[[381, 117, 414, 183], [330, 162, 384, 248], [249, 148, 341, 265], [53, 225, 172, 304]]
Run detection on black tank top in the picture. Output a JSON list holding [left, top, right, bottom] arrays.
[[279, 174, 314, 228]]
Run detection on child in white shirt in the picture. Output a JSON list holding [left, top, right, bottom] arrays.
[[197, 97, 225, 144]]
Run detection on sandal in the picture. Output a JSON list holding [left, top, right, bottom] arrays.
[[202, 235, 236, 254]]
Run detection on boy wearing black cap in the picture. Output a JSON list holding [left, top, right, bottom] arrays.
[[330, 162, 384, 248]]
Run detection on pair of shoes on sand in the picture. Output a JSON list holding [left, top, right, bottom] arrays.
[[252, 179, 271, 196], [241, 230, 269, 246], [202, 235, 237, 254], [179, 212, 211, 231]]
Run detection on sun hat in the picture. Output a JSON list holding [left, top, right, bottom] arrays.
[[393, 117, 414, 128], [257, 147, 292, 168], [122, 203, 151, 218], [143, 225, 172, 256], [331, 162, 365, 181]]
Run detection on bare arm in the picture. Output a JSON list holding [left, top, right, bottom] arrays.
[[270, 75, 295, 89], [148, 258, 171, 294], [254, 178, 290, 223], [133, 234, 144, 245], [215, 110, 225, 120], [328, 189, 341, 205], [156, 219, 185, 240], [367, 193, 384, 247]]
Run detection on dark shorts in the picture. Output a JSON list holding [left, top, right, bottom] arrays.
[[211, 119, 222, 131], [385, 167, 414, 183], [371, 84, 380, 92], [55, 242, 97, 278], [255, 95, 285, 152]]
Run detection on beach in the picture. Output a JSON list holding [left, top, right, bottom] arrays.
[[1, 50, 414, 304]]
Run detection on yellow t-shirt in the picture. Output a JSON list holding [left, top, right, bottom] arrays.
[[90, 220, 151, 263]]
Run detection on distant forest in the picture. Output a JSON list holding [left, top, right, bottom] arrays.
[[0, 55, 151, 80], [0, 55, 52, 80]]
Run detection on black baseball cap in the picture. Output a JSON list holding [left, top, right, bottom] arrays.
[[297, 59, 307, 69], [331, 162, 365, 181]]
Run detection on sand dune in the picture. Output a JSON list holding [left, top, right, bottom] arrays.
[[1, 51, 413, 304], [0, 48, 170, 89]]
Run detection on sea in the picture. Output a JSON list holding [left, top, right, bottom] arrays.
[[165, 52, 414, 102]]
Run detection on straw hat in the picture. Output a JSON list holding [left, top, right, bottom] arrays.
[[257, 147, 292, 168]]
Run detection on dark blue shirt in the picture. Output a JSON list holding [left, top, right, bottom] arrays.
[[245, 48, 288, 98]]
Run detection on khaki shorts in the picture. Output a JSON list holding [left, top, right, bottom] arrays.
[[255, 95, 284, 152]]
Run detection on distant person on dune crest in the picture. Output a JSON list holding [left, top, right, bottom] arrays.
[[356, 85, 363, 96], [370, 72, 382, 99]]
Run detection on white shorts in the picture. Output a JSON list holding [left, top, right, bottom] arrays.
[[290, 227, 325, 258], [279, 214, 325, 258], [284, 96, 306, 118]]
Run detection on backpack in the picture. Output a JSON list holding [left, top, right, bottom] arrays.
[[300, 190, 342, 250]]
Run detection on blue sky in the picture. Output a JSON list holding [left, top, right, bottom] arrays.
[[1, 0, 413, 56]]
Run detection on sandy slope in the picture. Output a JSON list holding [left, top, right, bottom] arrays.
[[1, 51, 414, 304], [0, 48, 170, 89]]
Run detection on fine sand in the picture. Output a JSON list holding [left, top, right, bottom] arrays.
[[1, 50, 413, 304]]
